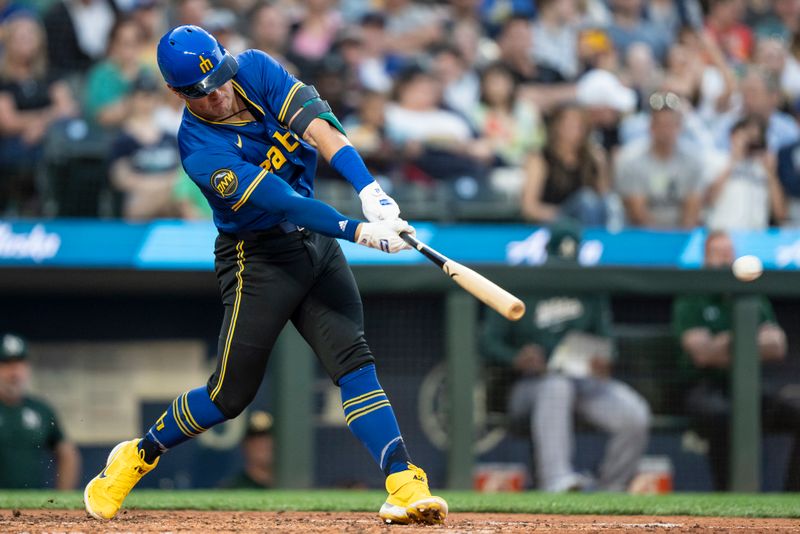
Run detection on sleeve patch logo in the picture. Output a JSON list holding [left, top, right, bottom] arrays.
[[211, 169, 239, 198]]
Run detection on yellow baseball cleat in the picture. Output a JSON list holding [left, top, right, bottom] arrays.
[[379, 464, 448, 525], [84, 439, 159, 520]]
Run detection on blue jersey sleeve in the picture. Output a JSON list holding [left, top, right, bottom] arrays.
[[243, 50, 307, 128], [183, 148, 360, 241]]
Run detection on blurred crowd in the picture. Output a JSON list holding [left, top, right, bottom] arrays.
[[2, 0, 800, 230]]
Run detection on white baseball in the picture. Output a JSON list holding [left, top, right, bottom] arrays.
[[732, 255, 763, 282]]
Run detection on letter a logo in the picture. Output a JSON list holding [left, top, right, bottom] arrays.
[[198, 55, 213, 74]]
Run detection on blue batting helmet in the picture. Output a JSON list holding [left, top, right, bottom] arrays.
[[157, 25, 238, 99]]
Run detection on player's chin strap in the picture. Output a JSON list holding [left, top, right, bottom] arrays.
[[285, 85, 346, 138]]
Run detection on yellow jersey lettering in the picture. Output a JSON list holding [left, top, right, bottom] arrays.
[[272, 131, 299, 153], [267, 146, 287, 170]]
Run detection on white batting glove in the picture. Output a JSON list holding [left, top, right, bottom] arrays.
[[355, 219, 415, 253], [359, 181, 401, 222]]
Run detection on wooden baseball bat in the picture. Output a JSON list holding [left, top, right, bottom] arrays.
[[400, 232, 525, 321]]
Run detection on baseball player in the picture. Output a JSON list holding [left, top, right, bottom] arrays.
[[84, 25, 447, 525]]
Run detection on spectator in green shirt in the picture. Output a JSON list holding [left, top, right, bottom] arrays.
[[0, 333, 80, 489], [480, 219, 650, 492], [672, 230, 799, 491], [220, 410, 274, 489], [83, 18, 151, 128]]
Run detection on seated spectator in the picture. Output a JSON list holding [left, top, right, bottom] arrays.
[[471, 62, 542, 169], [623, 42, 663, 111], [382, 0, 445, 58], [287, 0, 342, 78], [703, 0, 753, 66], [174, 0, 208, 27], [109, 73, 180, 220], [753, 37, 800, 105], [753, 0, 800, 42], [706, 116, 786, 230], [249, 0, 295, 71], [220, 410, 274, 489], [498, 15, 564, 85], [384, 66, 490, 190], [480, 220, 650, 492], [0, 14, 78, 215], [432, 44, 480, 120], [672, 231, 799, 491], [614, 92, 705, 229], [777, 134, 800, 224], [521, 103, 608, 226], [532, 0, 580, 81], [43, 0, 118, 77], [605, 0, 672, 63], [342, 90, 399, 182], [575, 69, 636, 154], [0, 333, 81, 489], [84, 18, 150, 128]]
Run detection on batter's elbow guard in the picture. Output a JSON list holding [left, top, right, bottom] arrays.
[[285, 85, 346, 137]]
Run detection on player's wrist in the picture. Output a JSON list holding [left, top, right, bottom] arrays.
[[330, 145, 374, 192]]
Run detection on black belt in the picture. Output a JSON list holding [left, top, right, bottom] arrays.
[[220, 222, 306, 240]]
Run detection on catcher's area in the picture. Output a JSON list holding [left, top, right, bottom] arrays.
[[3, 510, 800, 533]]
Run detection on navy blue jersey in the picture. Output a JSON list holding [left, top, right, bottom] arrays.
[[178, 50, 323, 234]]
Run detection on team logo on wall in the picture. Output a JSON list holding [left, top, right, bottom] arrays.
[[211, 169, 238, 198]]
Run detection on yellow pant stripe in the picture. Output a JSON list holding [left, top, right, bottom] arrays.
[[231, 169, 267, 212], [346, 400, 391, 426], [172, 397, 197, 437], [342, 388, 384, 410], [210, 241, 246, 401], [279, 82, 303, 123], [342, 391, 386, 413], [182, 393, 206, 434]]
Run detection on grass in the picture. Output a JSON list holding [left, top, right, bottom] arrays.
[[1, 490, 799, 518]]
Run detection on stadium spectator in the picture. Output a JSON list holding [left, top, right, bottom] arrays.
[[43, 0, 118, 77], [575, 69, 635, 154], [287, 0, 342, 78], [753, 37, 800, 104], [498, 15, 563, 86], [354, 12, 394, 93], [83, 18, 151, 128], [432, 44, 480, 120], [108, 72, 180, 220], [705, 115, 786, 230], [220, 410, 274, 489], [703, 0, 753, 65], [471, 62, 542, 168], [384, 66, 490, 189], [614, 92, 706, 229], [204, 9, 247, 57], [131, 0, 166, 73], [343, 90, 399, 181], [174, 0, 208, 27], [531, 0, 580, 81], [672, 231, 799, 491], [382, 0, 444, 58], [777, 134, 800, 224], [480, 220, 650, 492], [0, 333, 81, 489], [623, 42, 663, 111], [248, 0, 295, 71], [521, 103, 608, 226], [753, 0, 800, 42], [0, 13, 78, 216], [605, 0, 673, 62]]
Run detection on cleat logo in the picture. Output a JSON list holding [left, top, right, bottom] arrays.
[[98, 467, 109, 479], [413, 474, 425, 482], [136, 467, 147, 474]]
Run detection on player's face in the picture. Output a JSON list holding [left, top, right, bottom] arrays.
[[178, 81, 236, 121]]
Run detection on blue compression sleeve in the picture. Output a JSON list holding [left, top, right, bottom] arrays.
[[330, 145, 374, 193], [249, 173, 360, 241]]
